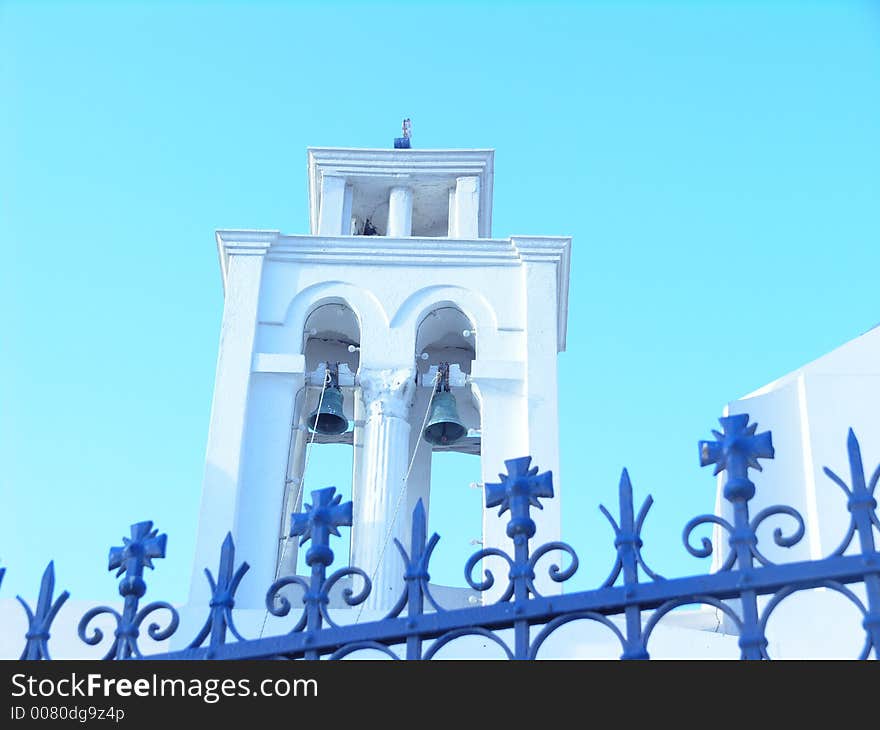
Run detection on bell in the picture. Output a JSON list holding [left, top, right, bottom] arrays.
[[307, 386, 348, 435], [423, 391, 467, 446]]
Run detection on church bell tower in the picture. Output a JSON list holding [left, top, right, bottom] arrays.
[[189, 139, 571, 613]]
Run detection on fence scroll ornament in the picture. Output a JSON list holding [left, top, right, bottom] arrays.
[[4, 416, 880, 659]]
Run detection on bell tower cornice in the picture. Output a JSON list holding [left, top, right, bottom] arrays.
[[215, 231, 571, 352], [307, 147, 495, 239]]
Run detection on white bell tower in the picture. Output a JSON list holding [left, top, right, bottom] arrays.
[[189, 144, 572, 612]]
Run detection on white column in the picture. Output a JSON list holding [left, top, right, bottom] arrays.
[[522, 259, 563, 596], [188, 252, 265, 607], [447, 187, 457, 237], [277, 421, 308, 578], [317, 174, 347, 235], [233, 371, 301, 607], [351, 367, 416, 610], [387, 186, 413, 237], [349, 378, 366, 564], [341, 183, 354, 235], [453, 176, 480, 238], [405, 387, 434, 519], [470, 364, 529, 603]]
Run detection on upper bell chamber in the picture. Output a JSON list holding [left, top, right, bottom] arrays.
[[307, 148, 495, 239]]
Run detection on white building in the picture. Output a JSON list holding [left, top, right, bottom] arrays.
[[187, 145, 571, 618], [721, 323, 880, 566], [0, 143, 872, 660], [711, 323, 880, 658]]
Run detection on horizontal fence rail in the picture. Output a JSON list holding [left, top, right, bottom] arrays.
[[5, 415, 880, 660]]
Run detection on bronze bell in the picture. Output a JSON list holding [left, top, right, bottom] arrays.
[[307, 386, 348, 435], [423, 390, 466, 446]]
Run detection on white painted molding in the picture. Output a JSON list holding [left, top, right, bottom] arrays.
[[421, 363, 467, 388], [214, 230, 276, 294], [470, 359, 526, 383], [511, 236, 572, 352], [216, 232, 571, 350], [251, 352, 306, 374]]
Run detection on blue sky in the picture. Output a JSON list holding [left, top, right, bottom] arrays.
[[1, 1, 879, 607]]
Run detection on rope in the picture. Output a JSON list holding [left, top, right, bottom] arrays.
[[355, 370, 440, 623], [259, 367, 331, 638]]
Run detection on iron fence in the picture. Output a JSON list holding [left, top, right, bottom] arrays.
[[7, 415, 880, 660]]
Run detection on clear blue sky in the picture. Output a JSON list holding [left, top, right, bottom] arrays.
[[2, 1, 879, 606]]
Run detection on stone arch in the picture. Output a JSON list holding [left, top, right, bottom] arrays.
[[390, 285, 498, 343], [282, 281, 389, 349]]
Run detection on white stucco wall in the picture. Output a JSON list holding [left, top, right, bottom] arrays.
[[712, 325, 880, 651]]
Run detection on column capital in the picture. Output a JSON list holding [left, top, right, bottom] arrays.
[[359, 367, 417, 420]]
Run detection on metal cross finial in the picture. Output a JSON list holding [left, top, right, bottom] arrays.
[[698, 415, 774, 659], [266, 487, 362, 654], [699, 414, 774, 501], [108, 521, 167, 596], [291, 487, 353, 567], [482, 457, 554, 658], [485, 456, 553, 540], [78, 521, 177, 659]]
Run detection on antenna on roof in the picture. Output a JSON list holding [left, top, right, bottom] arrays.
[[394, 118, 412, 149]]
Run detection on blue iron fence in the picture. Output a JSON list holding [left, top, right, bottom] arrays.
[[6, 415, 880, 660]]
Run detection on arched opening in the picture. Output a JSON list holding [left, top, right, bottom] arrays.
[[277, 301, 361, 580], [415, 304, 477, 368], [413, 304, 482, 606], [425, 451, 483, 589], [302, 300, 361, 373]]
